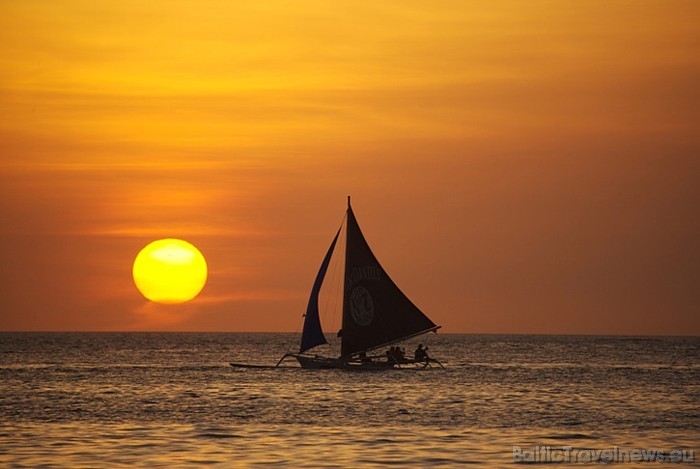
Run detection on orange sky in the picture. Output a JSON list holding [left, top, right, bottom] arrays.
[[1, 1, 699, 334]]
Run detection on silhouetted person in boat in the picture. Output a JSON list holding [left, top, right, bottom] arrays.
[[385, 346, 401, 364], [414, 344, 429, 363]]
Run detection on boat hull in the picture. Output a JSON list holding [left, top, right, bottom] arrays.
[[294, 355, 343, 369], [292, 354, 401, 370]]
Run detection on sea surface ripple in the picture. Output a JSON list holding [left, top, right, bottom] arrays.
[[1, 333, 698, 467]]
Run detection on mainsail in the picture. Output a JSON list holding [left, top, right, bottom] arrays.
[[299, 227, 341, 353], [340, 201, 439, 357]]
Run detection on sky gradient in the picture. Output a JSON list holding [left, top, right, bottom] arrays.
[[1, 1, 699, 334]]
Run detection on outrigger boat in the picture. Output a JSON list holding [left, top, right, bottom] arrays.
[[231, 197, 442, 370]]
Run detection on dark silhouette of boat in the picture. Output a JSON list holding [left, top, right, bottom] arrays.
[[231, 197, 442, 370]]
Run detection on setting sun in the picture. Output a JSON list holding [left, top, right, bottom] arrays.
[[132, 239, 208, 304]]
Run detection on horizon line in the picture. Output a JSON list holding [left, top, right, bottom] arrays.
[[1, 330, 698, 338]]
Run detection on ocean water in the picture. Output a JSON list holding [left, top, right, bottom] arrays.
[[0, 333, 698, 467]]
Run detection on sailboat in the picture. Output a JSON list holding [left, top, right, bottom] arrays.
[[232, 197, 442, 370]]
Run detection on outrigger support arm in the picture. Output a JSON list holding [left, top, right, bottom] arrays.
[[275, 353, 292, 367]]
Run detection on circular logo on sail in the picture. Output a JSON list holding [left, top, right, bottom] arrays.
[[350, 286, 374, 326]]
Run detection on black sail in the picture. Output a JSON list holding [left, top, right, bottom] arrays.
[[341, 202, 439, 357], [299, 227, 341, 353]]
